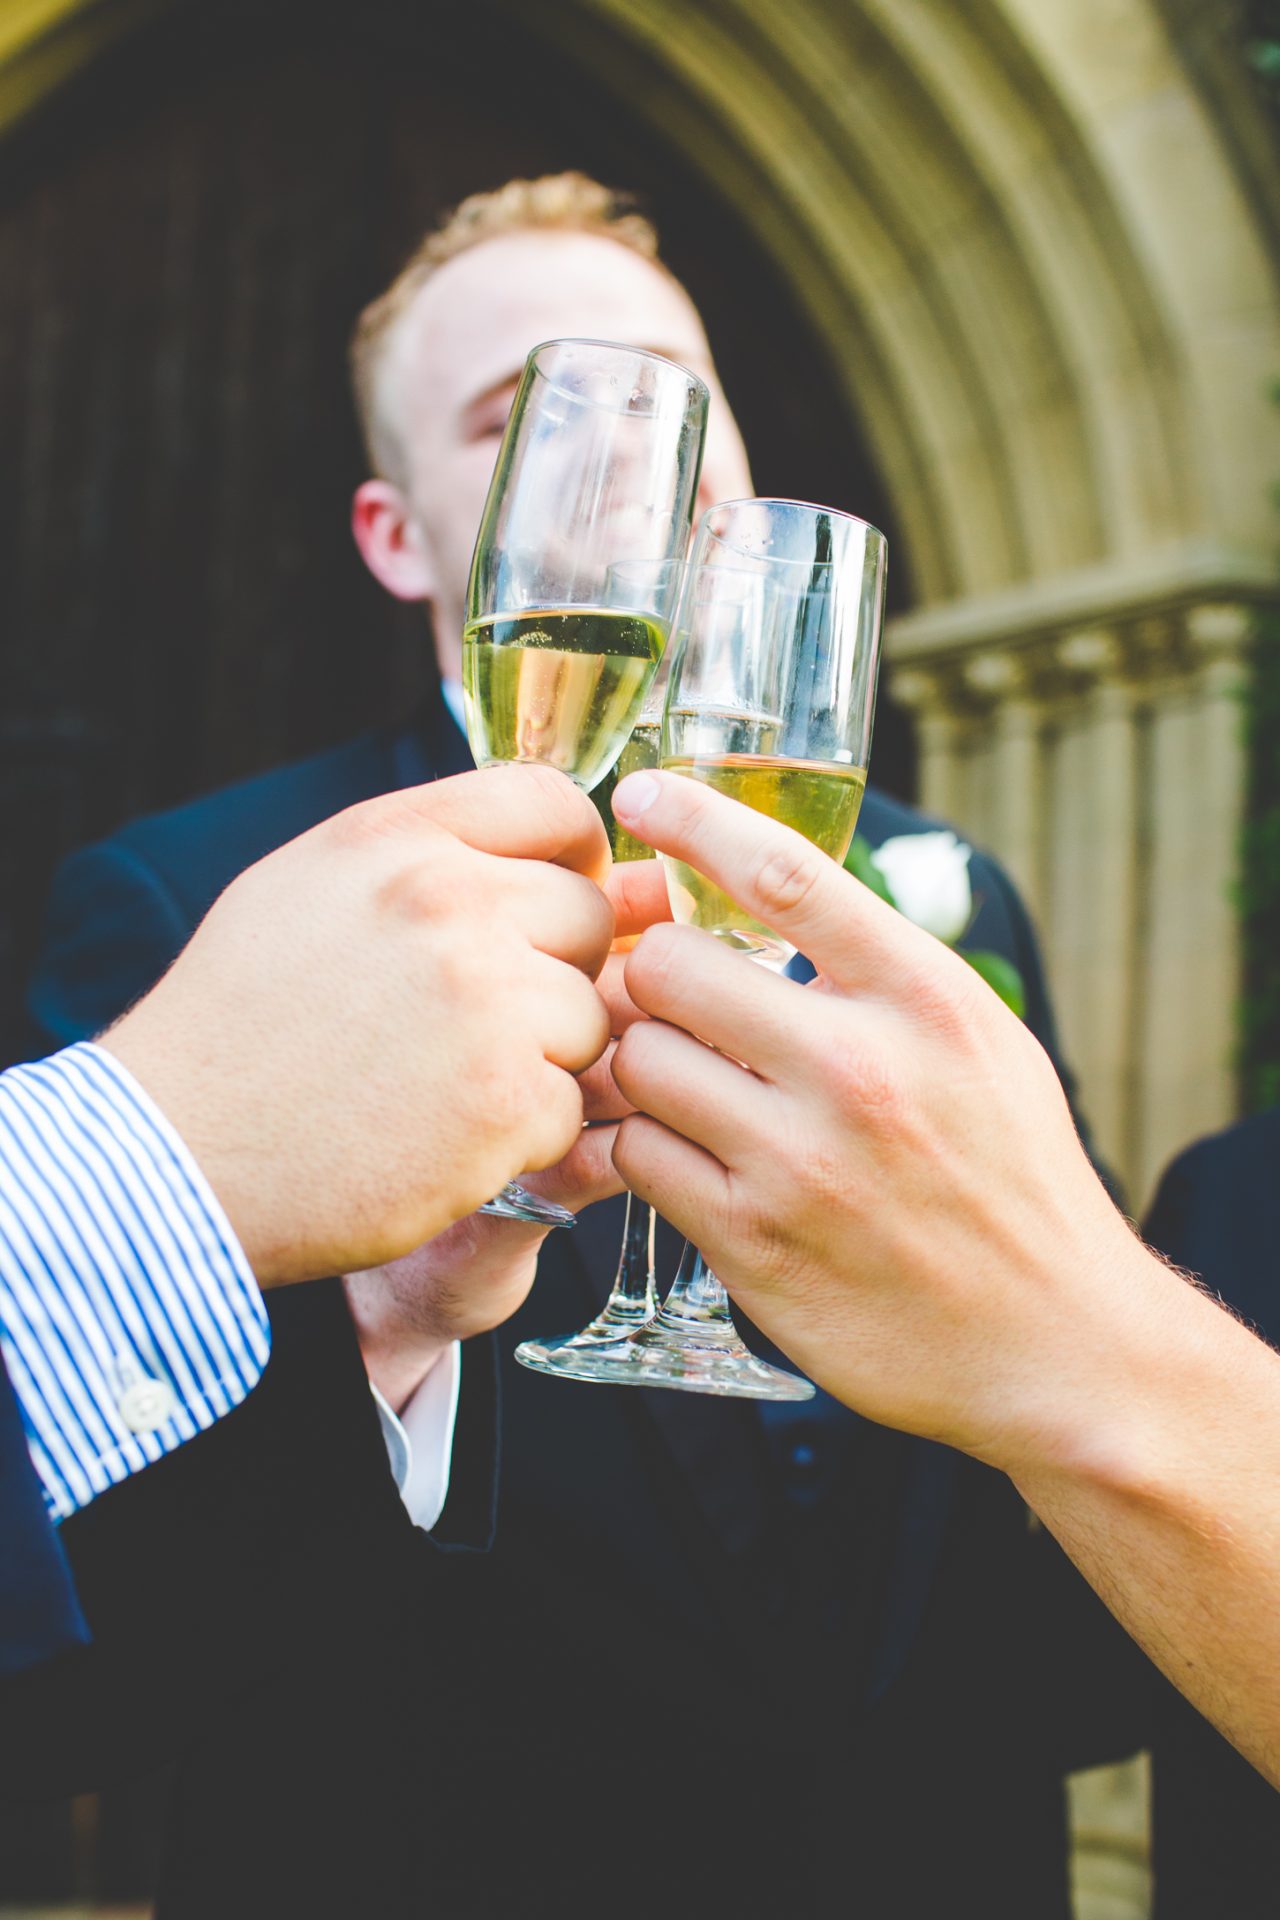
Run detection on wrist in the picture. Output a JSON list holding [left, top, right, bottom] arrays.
[[99, 1017, 291, 1286], [1003, 1238, 1261, 1513]]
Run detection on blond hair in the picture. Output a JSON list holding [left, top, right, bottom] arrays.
[[350, 171, 662, 487]]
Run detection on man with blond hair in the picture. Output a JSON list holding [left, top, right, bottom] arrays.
[[21, 173, 1244, 1918]]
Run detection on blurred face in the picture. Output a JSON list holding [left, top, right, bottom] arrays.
[[359, 228, 753, 680]]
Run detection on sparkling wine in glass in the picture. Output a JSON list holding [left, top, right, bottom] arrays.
[[514, 561, 682, 1376], [464, 340, 708, 1229]]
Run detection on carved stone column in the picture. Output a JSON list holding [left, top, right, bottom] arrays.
[[890, 667, 961, 824], [963, 647, 1044, 916], [887, 587, 1260, 1210], [1136, 605, 1250, 1200], [1055, 628, 1142, 1189]]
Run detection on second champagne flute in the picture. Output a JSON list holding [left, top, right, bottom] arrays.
[[636, 499, 885, 1395], [461, 338, 708, 1229], [525, 497, 886, 1394]]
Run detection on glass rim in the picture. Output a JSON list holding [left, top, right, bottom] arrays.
[[527, 337, 710, 409], [698, 495, 888, 553]]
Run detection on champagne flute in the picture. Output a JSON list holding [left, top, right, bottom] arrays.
[[464, 340, 708, 1229], [522, 497, 886, 1395], [514, 561, 682, 1373]]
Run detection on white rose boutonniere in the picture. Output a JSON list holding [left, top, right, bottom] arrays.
[[868, 831, 972, 944], [845, 829, 1026, 1017]]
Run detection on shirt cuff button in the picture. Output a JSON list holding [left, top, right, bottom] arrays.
[[117, 1377, 178, 1433]]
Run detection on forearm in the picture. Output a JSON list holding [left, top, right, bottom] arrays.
[[1009, 1257, 1280, 1788]]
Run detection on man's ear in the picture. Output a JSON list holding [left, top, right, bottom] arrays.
[[351, 481, 436, 603]]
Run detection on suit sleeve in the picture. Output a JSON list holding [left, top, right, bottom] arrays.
[[24, 840, 195, 1057], [0, 1275, 498, 1801], [0, 1281, 410, 1798], [0, 1344, 90, 1678]]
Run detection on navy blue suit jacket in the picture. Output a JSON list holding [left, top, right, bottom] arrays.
[[12, 691, 1189, 1917], [7, 691, 1159, 1920], [0, 1351, 90, 1678], [21, 687, 1092, 1721]]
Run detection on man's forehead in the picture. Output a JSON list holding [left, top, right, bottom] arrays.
[[396, 231, 713, 421]]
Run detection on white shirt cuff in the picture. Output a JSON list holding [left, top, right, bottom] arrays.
[[0, 1043, 270, 1521], [371, 1341, 461, 1532]]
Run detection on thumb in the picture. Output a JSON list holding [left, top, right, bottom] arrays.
[[348, 763, 611, 881]]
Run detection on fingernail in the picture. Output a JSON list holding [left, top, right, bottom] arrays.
[[613, 771, 660, 817]]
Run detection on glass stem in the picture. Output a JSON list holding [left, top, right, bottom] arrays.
[[586, 1189, 658, 1333], [655, 1238, 738, 1333]]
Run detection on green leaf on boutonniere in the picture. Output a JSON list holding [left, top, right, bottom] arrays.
[[962, 950, 1026, 1019], [844, 833, 896, 905]]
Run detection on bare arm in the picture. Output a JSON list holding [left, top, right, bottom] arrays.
[[607, 768, 1280, 1787], [1010, 1243, 1280, 1787]]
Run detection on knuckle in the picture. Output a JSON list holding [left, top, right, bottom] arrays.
[[469, 1052, 534, 1142], [572, 878, 617, 970], [576, 987, 613, 1067], [824, 1031, 902, 1126], [552, 957, 609, 1032], [538, 1073, 586, 1162], [625, 921, 686, 1010], [727, 1178, 799, 1270], [609, 1023, 644, 1102], [611, 1017, 666, 1100], [910, 957, 988, 1051], [596, 954, 637, 1033], [849, 1051, 902, 1122], [431, 919, 491, 1008], [721, 1181, 831, 1302], [795, 1132, 854, 1209], [612, 1110, 658, 1190], [329, 790, 434, 853], [381, 841, 468, 925], [753, 840, 825, 922], [558, 1125, 617, 1201]]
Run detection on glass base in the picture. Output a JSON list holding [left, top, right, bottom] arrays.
[[516, 1312, 814, 1400], [514, 1296, 654, 1380], [480, 1181, 576, 1229]]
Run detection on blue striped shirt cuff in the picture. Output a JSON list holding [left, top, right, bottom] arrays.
[[0, 1042, 271, 1522]]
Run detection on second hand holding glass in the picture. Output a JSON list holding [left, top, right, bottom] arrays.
[[461, 338, 709, 1229]]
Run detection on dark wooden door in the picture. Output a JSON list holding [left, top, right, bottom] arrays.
[[0, 0, 906, 1071]]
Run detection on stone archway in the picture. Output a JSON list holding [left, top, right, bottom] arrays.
[[540, 0, 1280, 1200], [6, 0, 1279, 1198]]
